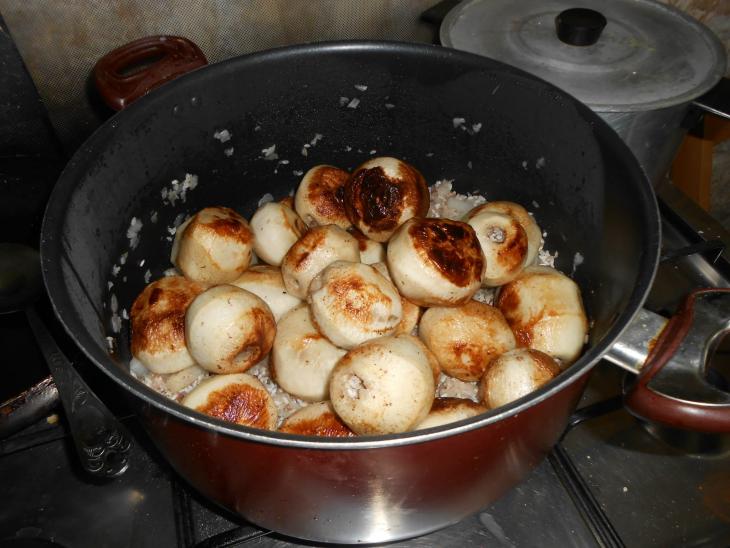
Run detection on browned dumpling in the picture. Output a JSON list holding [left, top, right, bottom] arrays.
[[496, 265, 588, 365], [470, 201, 542, 266], [419, 300, 516, 382], [294, 165, 351, 228], [171, 207, 254, 284], [465, 208, 529, 286], [343, 157, 430, 242], [185, 285, 276, 374], [415, 397, 488, 430], [308, 261, 402, 349], [479, 348, 561, 409], [387, 218, 485, 307], [280, 224, 360, 298], [182, 373, 277, 430], [130, 276, 204, 374], [278, 401, 355, 437]]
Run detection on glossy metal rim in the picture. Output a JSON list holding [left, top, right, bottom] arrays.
[[41, 40, 661, 450]]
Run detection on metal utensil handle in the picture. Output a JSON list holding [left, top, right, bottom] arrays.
[[25, 307, 132, 477], [620, 289, 730, 433]]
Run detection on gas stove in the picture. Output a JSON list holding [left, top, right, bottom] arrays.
[[1, 15, 730, 548]]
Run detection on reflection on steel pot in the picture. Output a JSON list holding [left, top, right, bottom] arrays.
[[441, 0, 729, 185], [42, 41, 666, 543]]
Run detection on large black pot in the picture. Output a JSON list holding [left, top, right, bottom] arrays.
[[40, 41, 659, 543]]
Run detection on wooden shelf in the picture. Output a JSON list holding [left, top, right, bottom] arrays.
[[670, 114, 730, 211]]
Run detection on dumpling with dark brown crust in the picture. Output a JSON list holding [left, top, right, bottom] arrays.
[[182, 373, 277, 430], [294, 165, 351, 229], [387, 218, 485, 306], [278, 401, 355, 437], [344, 157, 430, 242], [130, 276, 205, 374], [171, 206, 254, 285]]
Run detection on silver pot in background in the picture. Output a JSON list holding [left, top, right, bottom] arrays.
[[441, 0, 729, 185]]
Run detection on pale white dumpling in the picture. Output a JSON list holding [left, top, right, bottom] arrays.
[[415, 398, 488, 430], [469, 201, 542, 266], [350, 229, 386, 264], [496, 266, 588, 365], [185, 285, 276, 374], [278, 401, 354, 437], [270, 305, 347, 401], [249, 201, 307, 266], [230, 265, 301, 321], [370, 262, 421, 335], [130, 276, 204, 374], [280, 224, 360, 298], [329, 334, 436, 435], [171, 207, 254, 284], [343, 157, 430, 242], [163, 365, 207, 394], [308, 261, 402, 349], [479, 348, 561, 409], [182, 373, 277, 430], [419, 300, 516, 382], [386, 218, 485, 306], [465, 209, 529, 286]]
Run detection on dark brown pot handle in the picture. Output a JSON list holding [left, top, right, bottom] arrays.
[[94, 35, 207, 111], [623, 288, 730, 433]]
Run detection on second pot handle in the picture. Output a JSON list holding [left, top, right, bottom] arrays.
[[94, 35, 207, 111], [607, 289, 730, 433], [692, 77, 730, 121]]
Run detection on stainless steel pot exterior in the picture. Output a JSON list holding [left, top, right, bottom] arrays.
[[140, 372, 589, 543], [440, 0, 728, 187], [599, 104, 690, 185]]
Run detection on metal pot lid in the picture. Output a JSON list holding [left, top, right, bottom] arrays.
[[441, 0, 727, 112]]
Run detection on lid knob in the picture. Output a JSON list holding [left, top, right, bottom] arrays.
[[555, 8, 607, 46]]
